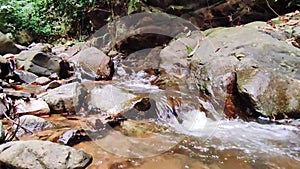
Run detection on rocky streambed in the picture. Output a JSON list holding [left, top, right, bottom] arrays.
[[0, 12, 299, 169]]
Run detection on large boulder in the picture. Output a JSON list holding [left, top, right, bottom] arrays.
[[42, 82, 87, 113], [0, 32, 20, 55], [75, 47, 114, 80], [16, 50, 61, 76], [0, 140, 92, 169], [190, 21, 300, 119]]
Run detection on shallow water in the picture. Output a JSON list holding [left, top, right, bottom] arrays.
[[75, 75, 300, 168], [72, 118, 300, 169], [18, 90, 300, 169]]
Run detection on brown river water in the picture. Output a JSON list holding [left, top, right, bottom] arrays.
[[20, 113, 300, 169]]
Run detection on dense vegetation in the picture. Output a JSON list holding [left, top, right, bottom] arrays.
[[0, 0, 298, 44], [0, 0, 98, 41]]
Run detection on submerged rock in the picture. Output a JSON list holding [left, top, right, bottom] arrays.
[[190, 21, 300, 119], [0, 140, 92, 169], [42, 82, 87, 113]]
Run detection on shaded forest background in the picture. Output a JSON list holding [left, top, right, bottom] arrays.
[[0, 0, 299, 44]]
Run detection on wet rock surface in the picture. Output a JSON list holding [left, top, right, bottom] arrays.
[[190, 21, 300, 119], [0, 140, 92, 169], [88, 85, 137, 115]]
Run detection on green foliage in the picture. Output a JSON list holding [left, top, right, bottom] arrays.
[[186, 46, 192, 55], [0, 0, 95, 41], [128, 0, 144, 14]]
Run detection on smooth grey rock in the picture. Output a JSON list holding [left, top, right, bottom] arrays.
[[43, 82, 87, 113], [0, 140, 92, 169], [15, 99, 50, 116], [191, 22, 300, 118], [14, 115, 52, 136], [16, 50, 61, 76], [0, 32, 20, 55], [160, 40, 189, 71], [14, 70, 38, 83], [75, 47, 113, 80]]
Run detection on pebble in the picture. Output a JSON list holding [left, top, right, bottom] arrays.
[[35, 77, 51, 85]]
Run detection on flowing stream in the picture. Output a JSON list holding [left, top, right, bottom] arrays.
[[75, 64, 300, 168], [18, 49, 300, 169]]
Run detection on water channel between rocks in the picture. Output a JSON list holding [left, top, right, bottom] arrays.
[[19, 67, 300, 169]]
